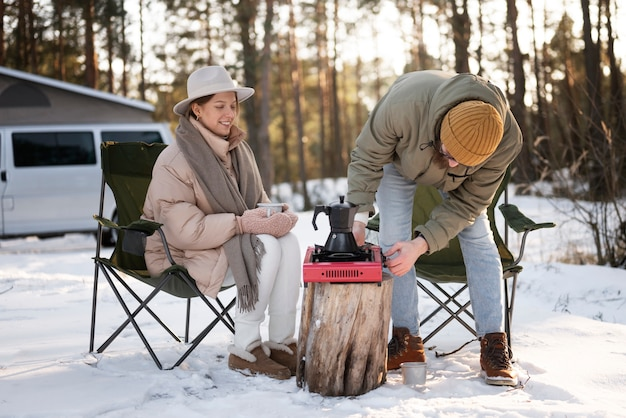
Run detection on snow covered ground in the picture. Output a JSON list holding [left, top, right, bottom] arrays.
[[1, 185, 625, 417]]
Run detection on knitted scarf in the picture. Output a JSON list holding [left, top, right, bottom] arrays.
[[176, 116, 265, 312]]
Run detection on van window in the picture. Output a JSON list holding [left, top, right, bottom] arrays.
[[101, 130, 164, 144], [12, 131, 96, 167]]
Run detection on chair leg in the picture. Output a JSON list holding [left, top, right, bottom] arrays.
[[504, 272, 519, 349], [170, 295, 237, 369], [420, 284, 473, 325], [96, 266, 182, 352], [89, 262, 101, 353], [92, 261, 237, 370], [215, 295, 235, 330], [417, 280, 476, 344], [99, 269, 165, 369], [416, 273, 519, 354], [185, 298, 191, 343]]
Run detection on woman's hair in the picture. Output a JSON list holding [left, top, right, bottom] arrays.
[[188, 93, 240, 118], [188, 94, 214, 118]]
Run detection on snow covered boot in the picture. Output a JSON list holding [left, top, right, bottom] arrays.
[[479, 332, 518, 386], [228, 341, 291, 380], [387, 326, 426, 371], [266, 338, 298, 376]]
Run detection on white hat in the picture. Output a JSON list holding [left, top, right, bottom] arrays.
[[173, 66, 255, 116]]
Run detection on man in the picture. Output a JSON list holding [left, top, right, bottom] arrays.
[[347, 70, 523, 386]]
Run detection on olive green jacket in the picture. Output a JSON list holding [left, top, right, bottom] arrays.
[[347, 70, 523, 252]]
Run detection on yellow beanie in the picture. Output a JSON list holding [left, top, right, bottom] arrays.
[[440, 100, 504, 166]]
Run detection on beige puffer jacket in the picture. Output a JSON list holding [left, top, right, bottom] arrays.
[[142, 123, 269, 297], [347, 70, 523, 252]]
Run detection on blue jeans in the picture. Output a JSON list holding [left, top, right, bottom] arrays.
[[376, 164, 504, 337]]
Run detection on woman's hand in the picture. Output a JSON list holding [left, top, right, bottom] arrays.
[[237, 208, 298, 237]]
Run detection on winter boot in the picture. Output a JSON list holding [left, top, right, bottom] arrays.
[[266, 338, 298, 376], [479, 332, 518, 386], [387, 326, 426, 371], [228, 341, 291, 380]]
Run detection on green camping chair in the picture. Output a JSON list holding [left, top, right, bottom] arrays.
[[367, 168, 555, 348], [90, 141, 235, 370]]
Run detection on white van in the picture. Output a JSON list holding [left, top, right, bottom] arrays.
[[0, 123, 173, 245]]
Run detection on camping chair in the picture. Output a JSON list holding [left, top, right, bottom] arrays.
[[367, 168, 555, 350], [90, 141, 236, 370]]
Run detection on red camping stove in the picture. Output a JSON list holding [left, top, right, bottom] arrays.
[[302, 243, 384, 285], [302, 196, 384, 285]]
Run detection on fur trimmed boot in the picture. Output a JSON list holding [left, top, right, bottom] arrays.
[[266, 338, 298, 376], [228, 341, 291, 380]]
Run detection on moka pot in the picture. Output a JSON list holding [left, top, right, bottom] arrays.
[[312, 195, 360, 254]]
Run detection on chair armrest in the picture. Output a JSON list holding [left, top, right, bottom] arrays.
[[93, 215, 168, 258], [93, 215, 162, 235], [93, 214, 122, 230], [498, 203, 556, 233], [499, 203, 556, 265]]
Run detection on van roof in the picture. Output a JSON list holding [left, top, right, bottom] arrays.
[[0, 66, 154, 112]]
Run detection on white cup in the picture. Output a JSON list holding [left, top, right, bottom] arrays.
[[400, 361, 427, 386], [257, 203, 283, 217]]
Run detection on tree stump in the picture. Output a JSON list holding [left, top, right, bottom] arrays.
[[296, 273, 393, 396]]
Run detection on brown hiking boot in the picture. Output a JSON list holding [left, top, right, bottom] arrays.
[[387, 326, 426, 371], [480, 332, 518, 386], [228, 343, 291, 380]]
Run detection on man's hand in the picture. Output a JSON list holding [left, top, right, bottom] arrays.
[[352, 220, 367, 246], [384, 236, 429, 277]]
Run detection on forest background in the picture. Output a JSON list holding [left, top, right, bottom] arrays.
[[2, 0, 626, 267]]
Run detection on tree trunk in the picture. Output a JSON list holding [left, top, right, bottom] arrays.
[[26, 0, 36, 73], [105, 12, 114, 93], [296, 274, 393, 397], [139, 0, 146, 100], [121, 0, 128, 97], [53, 0, 65, 80], [235, 0, 274, 192], [506, 0, 532, 183], [330, 0, 342, 178], [0, 0, 4, 66], [449, 0, 470, 73], [257, 0, 275, 188], [276, 36, 292, 184], [315, 0, 328, 177], [581, 0, 608, 200], [286, 0, 311, 210], [83, 0, 97, 88]]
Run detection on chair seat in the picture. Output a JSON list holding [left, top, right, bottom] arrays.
[[95, 256, 203, 299], [415, 263, 467, 283], [415, 262, 523, 284]]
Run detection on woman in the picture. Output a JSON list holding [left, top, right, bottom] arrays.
[[143, 66, 301, 380]]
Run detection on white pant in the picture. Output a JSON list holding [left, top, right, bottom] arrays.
[[226, 232, 301, 350]]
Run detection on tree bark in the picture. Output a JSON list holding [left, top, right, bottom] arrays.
[[286, 0, 311, 210], [257, 0, 275, 188], [0, 0, 4, 66], [449, 0, 470, 73], [506, 0, 532, 183], [296, 274, 393, 397], [83, 0, 97, 88]]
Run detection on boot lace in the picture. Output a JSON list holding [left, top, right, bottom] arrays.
[[484, 336, 511, 369], [387, 335, 406, 358]]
